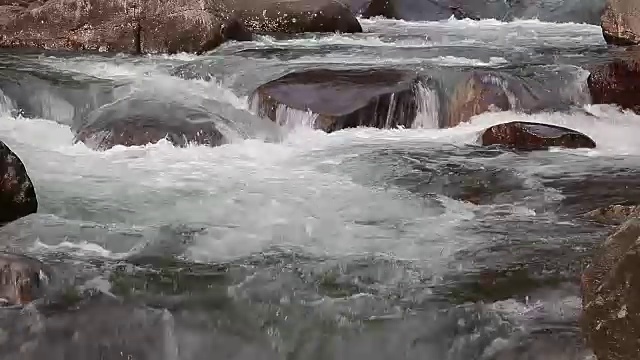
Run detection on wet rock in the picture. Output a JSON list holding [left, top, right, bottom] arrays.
[[585, 203, 640, 225], [0, 295, 177, 360], [0, 252, 48, 306], [581, 218, 640, 360], [252, 68, 424, 132], [227, 0, 362, 34], [0, 0, 253, 54], [0, 140, 37, 225], [588, 55, 640, 113], [480, 121, 596, 151], [74, 98, 227, 150], [601, 0, 640, 45], [447, 72, 512, 128]]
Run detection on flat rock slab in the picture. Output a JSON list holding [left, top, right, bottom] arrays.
[[75, 98, 227, 150], [581, 218, 640, 360], [480, 121, 596, 150], [253, 68, 424, 132], [0, 140, 37, 225], [0, 252, 48, 306]]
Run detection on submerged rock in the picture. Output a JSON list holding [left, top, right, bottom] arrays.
[[585, 204, 640, 225], [225, 0, 362, 34], [480, 121, 596, 150], [581, 218, 640, 360], [0, 0, 253, 54], [0, 252, 48, 306], [0, 295, 177, 360], [588, 55, 640, 113], [0, 140, 37, 225], [252, 68, 424, 132], [75, 98, 227, 150], [601, 0, 640, 45]]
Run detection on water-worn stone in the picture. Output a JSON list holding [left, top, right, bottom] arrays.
[[224, 0, 362, 34], [0, 140, 37, 225], [480, 121, 596, 150], [349, 0, 397, 18], [0, 252, 48, 306], [0, 0, 252, 54], [447, 72, 512, 128], [252, 68, 424, 132], [585, 204, 640, 225], [601, 0, 640, 45], [75, 98, 227, 150], [581, 218, 640, 360], [588, 55, 640, 113]]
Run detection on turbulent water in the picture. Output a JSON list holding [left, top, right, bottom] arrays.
[[0, 16, 639, 359]]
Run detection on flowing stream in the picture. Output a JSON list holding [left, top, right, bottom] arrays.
[[0, 16, 638, 360]]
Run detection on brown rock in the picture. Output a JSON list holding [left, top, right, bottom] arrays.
[[581, 218, 640, 360], [588, 55, 640, 113], [225, 0, 362, 34], [480, 121, 596, 150], [585, 204, 640, 225], [0, 0, 252, 54], [252, 68, 424, 132], [0, 140, 37, 226], [447, 72, 511, 128], [75, 98, 227, 150], [601, 0, 640, 46], [0, 252, 48, 306]]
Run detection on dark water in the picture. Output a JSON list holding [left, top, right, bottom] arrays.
[[0, 16, 636, 360]]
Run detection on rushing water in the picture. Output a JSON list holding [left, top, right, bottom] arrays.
[[0, 16, 638, 359]]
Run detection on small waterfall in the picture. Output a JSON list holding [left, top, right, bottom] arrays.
[[412, 81, 440, 129], [0, 89, 15, 115], [275, 104, 319, 130]]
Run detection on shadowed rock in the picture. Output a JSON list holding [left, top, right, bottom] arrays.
[[588, 54, 640, 113], [480, 121, 596, 150], [75, 98, 227, 150], [585, 204, 640, 225], [349, 0, 397, 19], [0, 252, 48, 306], [252, 68, 424, 132], [0, 0, 253, 54], [601, 0, 640, 45], [447, 72, 512, 128], [0, 140, 37, 225], [224, 0, 362, 34], [581, 218, 640, 360]]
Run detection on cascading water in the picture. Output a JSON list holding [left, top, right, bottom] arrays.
[[0, 15, 637, 360]]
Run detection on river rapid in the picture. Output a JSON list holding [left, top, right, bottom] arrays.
[[0, 16, 638, 360]]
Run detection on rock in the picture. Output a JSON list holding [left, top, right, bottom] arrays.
[[588, 56, 640, 113], [0, 0, 253, 54], [601, 0, 640, 45], [581, 218, 640, 360], [0, 140, 37, 225], [350, 0, 397, 19], [226, 0, 362, 34], [252, 68, 424, 132], [585, 204, 640, 225], [446, 72, 512, 128], [480, 121, 596, 150], [74, 98, 227, 150], [0, 252, 48, 306]]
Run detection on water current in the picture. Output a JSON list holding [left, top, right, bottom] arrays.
[[1, 16, 639, 360]]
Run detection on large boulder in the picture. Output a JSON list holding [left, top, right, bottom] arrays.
[[0, 0, 252, 54], [0, 252, 49, 306], [581, 218, 640, 360], [252, 68, 425, 132], [225, 0, 362, 34], [349, 0, 397, 19], [588, 55, 640, 113], [601, 0, 640, 45], [0, 140, 37, 225], [480, 121, 596, 150], [446, 72, 512, 128], [75, 98, 227, 150]]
